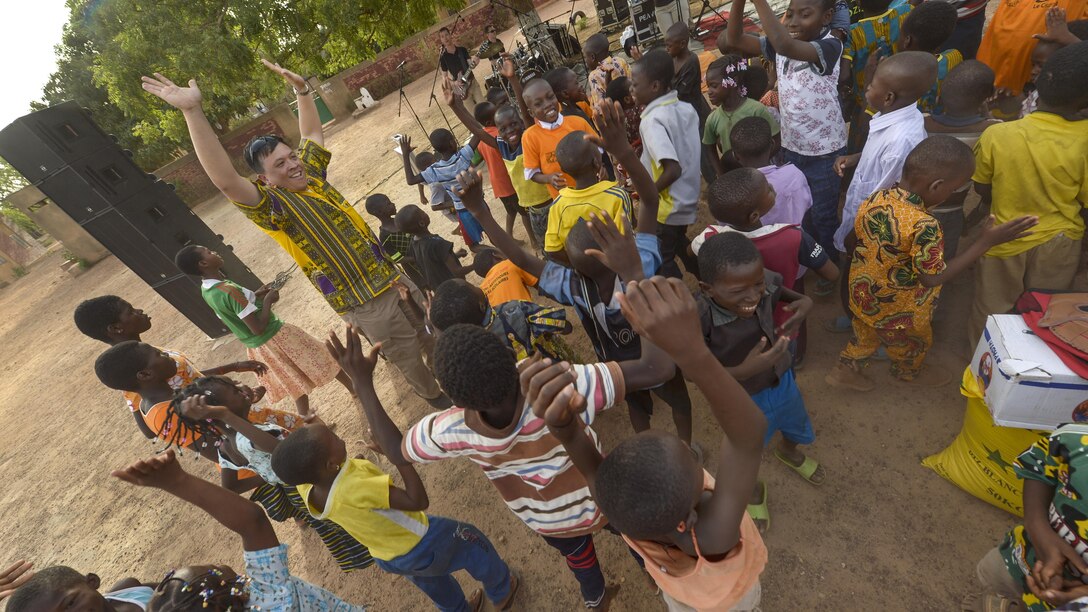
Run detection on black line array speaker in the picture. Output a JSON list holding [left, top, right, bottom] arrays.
[[0, 101, 262, 338]]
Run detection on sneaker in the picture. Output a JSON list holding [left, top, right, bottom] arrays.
[[895, 365, 954, 387], [822, 315, 852, 334], [825, 362, 875, 391]]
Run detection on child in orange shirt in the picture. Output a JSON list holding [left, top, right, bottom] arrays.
[[520, 79, 598, 198]]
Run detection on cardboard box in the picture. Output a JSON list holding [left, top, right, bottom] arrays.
[[970, 315, 1088, 430]]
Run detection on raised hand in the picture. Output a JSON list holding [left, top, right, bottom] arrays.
[[400, 134, 417, 157], [981, 215, 1038, 247], [141, 73, 203, 112], [326, 325, 383, 384], [584, 212, 642, 281], [1034, 7, 1076, 44], [617, 276, 703, 358], [111, 449, 188, 491], [0, 560, 34, 601], [518, 356, 583, 427], [260, 58, 308, 91], [586, 100, 632, 157], [499, 56, 517, 79], [454, 169, 489, 216], [177, 395, 225, 421], [441, 77, 458, 107]]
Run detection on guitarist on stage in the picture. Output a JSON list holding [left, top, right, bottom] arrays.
[[438, 26, 483, 107]]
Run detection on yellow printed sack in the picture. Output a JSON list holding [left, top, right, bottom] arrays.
[[921, 368, 1046, 516]]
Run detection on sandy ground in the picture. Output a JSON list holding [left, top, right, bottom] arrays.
[[0, 2, 1049, 610]]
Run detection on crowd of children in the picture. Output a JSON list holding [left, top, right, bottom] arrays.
[[6, 2, 1088, 610]]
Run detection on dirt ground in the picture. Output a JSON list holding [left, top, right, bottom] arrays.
[[0, 2, 1043, 610]]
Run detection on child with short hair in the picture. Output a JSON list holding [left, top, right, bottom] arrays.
[[429, 278, 573, 362], [471, 100, 534, 246], [1017, 10, 1088, 117], [968, 43, 1088, 343], [414, 151, 457, 217], [528, 275, 769, 610], [286, 330, 518, 610], [111, 449, 368, 611], [630, 48, 702, 279], [827, 136, 1038, 390], [899, 0, 963, 113], [473, 247, 537, 307], [365, 193, 428, 289], [923, 60, 1003, 141], [703, 54, 780, 177], [834, 51, 937, 253], [521, 78, 598, 198], [457, 100, 697, 447], [545, 130, 634, 255], [175, 244, 352, 417], [696, 232, 820, 531], [604, 77, 643, 156], [725, 0, 849, 259], [75, 295, 264, 439], [730, 116, 810, 227], [395, 204, 473, 293], [443, 63, 553, 249], [6, 566, 153, 611], [664, 22, 714, 182], [393, 278, 683, 610], [544, 66, 595, 123], [169, 380, 375, 572], [401, 128, 485, 251]]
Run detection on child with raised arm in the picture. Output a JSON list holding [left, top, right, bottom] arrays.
[[400, 129, 485, 252], [826, 136, 1038, 391], [308, 328, 518, 611], [967, 43, 1088, 343], [723, 0, 848, 260], [469, 96, 534, 245], [456, 100, 695, 446], [338, 268, 684, 610], [729, 117, 810, 227], [833, 51, 936, 254], [395, 204, 473, 293], [443, 63, 552, 249], [525, 276, 769, 611], [175, 245, 353, 417], [112, 449, 367, 611], [630, 49, 702, 280], [74, 295, 265, 439]]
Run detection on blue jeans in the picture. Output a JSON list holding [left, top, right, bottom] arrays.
[[376, 516, 511, 612], [785, 148, 844, 260]]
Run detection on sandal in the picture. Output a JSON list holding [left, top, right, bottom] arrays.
[[960, 592, 1020, 612], [497, 571, 521, 611], [746, 481, 770, 533], [774, 450, 824, 486], [468, 588, 484, 612]]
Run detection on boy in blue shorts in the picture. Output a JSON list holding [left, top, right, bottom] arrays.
[[695, 231, 820, 532], [401, 129, 486, 252]]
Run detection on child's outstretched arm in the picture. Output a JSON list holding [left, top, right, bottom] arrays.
[[112, 450, 279, 552], [142, 74, 260, 206], [442, 79, 500, 150], [588, 100, 660, 236], [521, 357, 604, 488], [502, 57, 534, 126], [401, 135, 426, 186], [326, 326, 429, 512], [750, 0, 823, 64], [621, 277, 767, 556], [918, 215, 1037, 288], [455, 169, 546, 278], [720, 0, 763, 56]]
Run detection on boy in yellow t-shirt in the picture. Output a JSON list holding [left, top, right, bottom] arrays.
[[544, 131, 633, 255], [968, 43, 1088, 342], [271, 330, 518, 611]]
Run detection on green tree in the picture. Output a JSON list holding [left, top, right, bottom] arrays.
[[0, 159, 43, 237]]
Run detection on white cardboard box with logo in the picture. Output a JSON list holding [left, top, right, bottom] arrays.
[[970, 315, 1088, 430]]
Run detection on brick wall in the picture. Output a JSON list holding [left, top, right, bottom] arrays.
[[339, 2, 513, 101]]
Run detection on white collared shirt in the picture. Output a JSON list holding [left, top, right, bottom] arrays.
[[835, 104, 928, 251], [524, 113, 565, 180]]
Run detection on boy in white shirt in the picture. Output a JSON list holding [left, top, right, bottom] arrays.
[[833, 52, 938, 253], [630, 48, 703, 279]]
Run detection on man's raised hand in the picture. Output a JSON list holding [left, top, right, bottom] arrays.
[[261, 59, 308, 92], [141, 73, 203, 112]]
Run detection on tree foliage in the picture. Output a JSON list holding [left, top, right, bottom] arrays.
[[39, 0, 462, 171]]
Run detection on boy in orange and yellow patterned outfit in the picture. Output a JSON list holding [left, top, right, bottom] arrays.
[[825, 136, 1037, 392]]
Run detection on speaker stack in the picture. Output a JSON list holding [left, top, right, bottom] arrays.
[[0, 101, 262, 338]]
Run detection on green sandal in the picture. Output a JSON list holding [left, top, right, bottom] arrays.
[[775, 450, 824, 486], [746, 481, 770, 533]]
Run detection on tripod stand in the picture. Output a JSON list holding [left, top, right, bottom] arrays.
[[397, 66, 429, 137]]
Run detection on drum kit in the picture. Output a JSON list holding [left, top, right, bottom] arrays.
[[483, 14, 586, 100]]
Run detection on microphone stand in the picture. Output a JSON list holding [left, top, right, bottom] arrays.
[[396, 65, 428, 137]]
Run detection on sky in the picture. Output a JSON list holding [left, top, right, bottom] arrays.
[[0, 0, 71, 127]]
